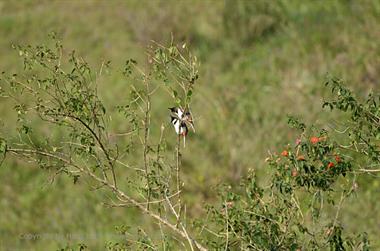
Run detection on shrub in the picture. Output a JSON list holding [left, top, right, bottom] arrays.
[[0, 36, 375, 250]]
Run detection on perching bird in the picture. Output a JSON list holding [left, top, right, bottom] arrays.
[[169, 107, 195, 147]]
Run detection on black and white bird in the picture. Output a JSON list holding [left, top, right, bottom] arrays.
[[169, 107, 195, 147]]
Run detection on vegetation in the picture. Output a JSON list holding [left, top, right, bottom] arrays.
[[0, 1, 379, 250]]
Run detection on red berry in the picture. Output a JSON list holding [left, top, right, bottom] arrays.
[[281, 150, 289, 157], [327, 162, 334, 169], [335, 155, 341, 163], [310, 137, 319, 144]]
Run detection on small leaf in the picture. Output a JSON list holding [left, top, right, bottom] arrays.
[[186, 90, 193, 99], [173, 90, 178, 98], [73, 175, 80, 184]]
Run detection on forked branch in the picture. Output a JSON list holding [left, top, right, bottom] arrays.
[[6, 147, 207, 251]]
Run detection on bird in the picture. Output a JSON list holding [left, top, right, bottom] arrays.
[[169, 107, 195, 147]]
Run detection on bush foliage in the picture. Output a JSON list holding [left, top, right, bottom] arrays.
[[0, 35, 377, 250]]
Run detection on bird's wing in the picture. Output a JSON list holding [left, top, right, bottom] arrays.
[[171, 117, 181, 134]]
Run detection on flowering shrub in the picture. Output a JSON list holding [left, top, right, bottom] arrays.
[[203, 80, 374, 250], [0, 37, 375, 250]]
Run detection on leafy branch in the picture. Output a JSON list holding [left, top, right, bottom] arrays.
[[0, 35, 203, 250]]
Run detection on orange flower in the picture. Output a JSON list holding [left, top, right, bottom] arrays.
[[310, 137, 319, 144], [297, 155, 305, 161], [281, 150, 289, 157], [335, 155, 341, 163], [291, 169, 298, 177], [310, 136, 327, 144], [327, 162, 334, 169]]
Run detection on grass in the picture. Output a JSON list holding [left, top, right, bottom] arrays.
[[0, 0, 380, 249]]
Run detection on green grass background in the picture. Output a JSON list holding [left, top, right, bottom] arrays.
[[0, 0, 380, 250]]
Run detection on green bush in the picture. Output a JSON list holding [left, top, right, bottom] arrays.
[[0, 34, 377, 250]]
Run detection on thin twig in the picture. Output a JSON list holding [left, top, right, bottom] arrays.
[[66, 114, 118, 188], [176, 134, 182, 227], [224, 200, 229, 251], [7, 147, 207, 251], [143, 76, 152, 210]]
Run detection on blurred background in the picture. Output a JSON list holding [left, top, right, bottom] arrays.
[[0, 0, 379, 250]]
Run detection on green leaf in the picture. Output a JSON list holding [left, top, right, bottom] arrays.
[[186, 89, 193, 104], [0, 138, 7, 167], [0, 138, 6, 153], [73, 175, 80, 184], [172, 90, 178, 98]]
